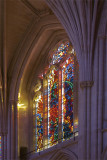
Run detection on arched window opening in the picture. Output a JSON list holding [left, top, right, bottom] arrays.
[[33, 41, 79, 152]]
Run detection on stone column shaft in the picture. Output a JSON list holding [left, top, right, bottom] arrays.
[[80, 81, 93, 159], [98, 38, 104, 159], [7, 100, 18, 160], [103, 37, 107, 150]]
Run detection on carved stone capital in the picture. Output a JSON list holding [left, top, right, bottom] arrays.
[[0, 132, 3, 136], [3, 131, 8, 136], [80, 81, 94, 88], [0, 131, 8, 136]]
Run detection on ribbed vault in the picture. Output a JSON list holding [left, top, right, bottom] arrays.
[[8, 14, 66, 103]]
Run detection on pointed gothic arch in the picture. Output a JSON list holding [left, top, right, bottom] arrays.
[[49, 148, 78, 160]]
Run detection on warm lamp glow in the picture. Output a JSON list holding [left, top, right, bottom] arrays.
[[18, 93, 20, 99], [74, 120, 78, 127], [17, 103, 26, 109]]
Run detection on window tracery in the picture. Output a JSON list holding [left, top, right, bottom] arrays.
[[33, 41, 79, 152]]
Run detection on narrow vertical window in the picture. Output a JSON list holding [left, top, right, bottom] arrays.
[[48, 67, 59, 146], [62, 56, 74, 140]]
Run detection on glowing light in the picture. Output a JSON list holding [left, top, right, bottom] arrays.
[[74, 120, 78, 129], [17, 103, 26, 109], [34, 85, 41, 92], [18, 93, 20, 98], [17, 103, 24, 107]]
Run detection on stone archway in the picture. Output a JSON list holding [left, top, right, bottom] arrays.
[[49, 148, 78, 160]]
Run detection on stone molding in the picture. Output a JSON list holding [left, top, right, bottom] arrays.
[[80, 81, 94, 88], [0, 131, 8, 136], [21, 0, 52, 17], [102, 129, 107, 133]]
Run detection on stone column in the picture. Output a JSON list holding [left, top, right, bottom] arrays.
[[73, 54, 79, 133], [12, 101, 18, 160], [80, 81, 94, 159], [7, 100, 13, 160], [7, 100, 18, 160], [103, 37, 107, 151], [28, 96, 33, 153], [97, 37, 105, 160]]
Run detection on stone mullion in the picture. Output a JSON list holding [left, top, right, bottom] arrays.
[[7, 100, 16, 160], [11, 101, 14, 160], [7, 100, 18, 160], [98, 38, 105, 160], [7, 100, 12, 160], [13, 101, 18, 160], [73, 54, 79, 133]]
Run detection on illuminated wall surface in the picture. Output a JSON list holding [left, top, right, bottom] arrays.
[[48, 68, 59, 146], [36, 94, 43, 151], [0, 136, 1, 159], [62, 57, 74, 140]]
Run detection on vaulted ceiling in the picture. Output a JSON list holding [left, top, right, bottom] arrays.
[[6, 0, 69, 104]]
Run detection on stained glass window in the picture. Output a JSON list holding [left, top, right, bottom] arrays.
[[33, 103, 36, 150], [36, 93, 43, 151], [33, 41, 78, 152], [48, 66, 59, 146], [62, 56, 74, 140], [51, 42, 70, 64], [0, 136, 1, 159]]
